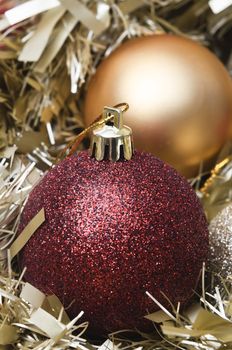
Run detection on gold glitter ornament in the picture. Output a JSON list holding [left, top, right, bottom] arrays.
[[209, 204, 232, 279]]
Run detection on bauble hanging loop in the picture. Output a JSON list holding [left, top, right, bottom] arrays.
[[90, 105, 134, 161], [57, 102, 130, 162]]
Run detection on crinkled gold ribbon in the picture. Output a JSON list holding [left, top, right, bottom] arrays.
[[146, 291, 232, 345], [0, 280, 88, 346], [9, 208, 45, 260], [0, 0, 147, 71]]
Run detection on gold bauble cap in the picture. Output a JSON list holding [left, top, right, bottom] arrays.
[[90, 104, 134, 161]]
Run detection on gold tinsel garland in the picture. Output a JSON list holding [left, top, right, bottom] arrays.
[[0, 0, 232, 348]]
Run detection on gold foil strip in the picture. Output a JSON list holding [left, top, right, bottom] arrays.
[[98, 340, 117, 350], [0, 51, 17, 59], [0, 145, 17, 161], [9, 208, 45, 260], [178, 307, 232, 343], [18, 0, 111, 70], [19, 7, 66, 62], [20, 282, 46, 309], [29, 308, 65, 339], [34, 12, 77, 72], [0, 325, 18, 345], [25, 77, 42, 91], [118, 0, 146, 14], [60, 0, 107, 36], [43, 294, 70, 324], [151, 297, 232, 344], [0, 0, 60, 31], [145, 310, 172, 323], [209, 0, 232, 14]]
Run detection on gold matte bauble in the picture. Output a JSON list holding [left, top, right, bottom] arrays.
[[84, 34, 232, 177]]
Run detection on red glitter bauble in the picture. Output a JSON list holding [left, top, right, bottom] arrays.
[[19, 151, 208, 335]]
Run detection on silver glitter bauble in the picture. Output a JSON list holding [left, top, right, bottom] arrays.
[[209, 204, 232, 278]]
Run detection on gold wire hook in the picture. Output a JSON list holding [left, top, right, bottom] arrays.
[[56, 102, 129, 163]]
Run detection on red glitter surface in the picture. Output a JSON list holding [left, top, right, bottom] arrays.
[[19, 151, 209, 335]]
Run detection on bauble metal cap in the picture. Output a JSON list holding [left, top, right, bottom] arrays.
[[90, 105, 134, 161]]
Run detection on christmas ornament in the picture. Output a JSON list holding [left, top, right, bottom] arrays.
[[209, 204, 232, 279], [19, 105, 209, 336], [84, 34, 232, 178]]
